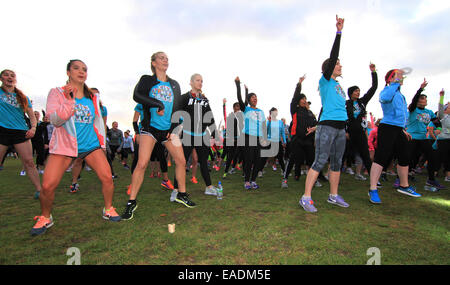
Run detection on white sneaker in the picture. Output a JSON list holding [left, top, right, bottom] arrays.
[[355, 174, 367, 181], [445, 176, 450, 182], [272, 166, 277, 171], [85, 166, 92, 171], [170, 189, 178, 202], [346, 168, 355, 175], [204, 186, 218, 196], [258, 171, 263, 178], [20, 170, 26, 176], [39, 170, 44, 175], [314, 181, 323, 188]]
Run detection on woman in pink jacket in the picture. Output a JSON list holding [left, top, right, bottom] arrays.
[[31, 60, 121, 236]]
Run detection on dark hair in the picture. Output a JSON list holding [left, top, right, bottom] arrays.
[[322, 58, 339, 73], [66, 59, 93, 99], [270, 107, 277, 114], [408, 93, 427, 113], [1, 69, 29, 112], [233, 102, 240, 109]]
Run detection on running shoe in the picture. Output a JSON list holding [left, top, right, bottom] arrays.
[[34, 191, 40, 200], [126, 184, 131, 195], [20, 170, 26, 176], [426, 180, 445, 190], [112, 174, 118, 179], [149, 173, 154, 178], [168, 161, 172, 167], [445, 176, 450, 182], [204, 186, 218, 196], [69, 183, 79, 193], [327, 195, 349, 208], [236, 165, 242, 171], [346, 168, 355, 175], [393, 178, 400, 189], [30, 215, 53, 236], [244, 182, 252, 190], [369, 190, 381, 204], [314, 180, 323, 188], [251, 182, 260, 190], [377, 181, 382, 188], [175, 192, 196, 208], [191, 177, 198, 184], [161, 180, 174, 191], [397, 186, 421, 198], [213, 165, 220, 171], [229, 168, 236, 174], [258, 171, 263, 178], [281, 179, 288, 188], [103, 207, 122, 222], [38, 169, 44, 175], [299, 197, 317, 213], [355, 174, 367, 181], [121, 200, 138, 220], [222, 173, 227, 179], [272, 165, 277, 171], [170, 190, 178, 202]]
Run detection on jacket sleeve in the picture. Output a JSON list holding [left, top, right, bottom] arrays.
[[291, 83, 302, 116], [380, 83, 401, 104], [133, 75, 165, 110], [236, 79, 247, 112], [438, 94, 445, 119], [360, 72, 378, 106], [46, 88, 75, 127], [323, 33, 341, 81]]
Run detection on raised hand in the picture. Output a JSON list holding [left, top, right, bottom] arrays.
[[440, 88, 445, 97], [370, 63, 376, 72], [299, 74, 306, 84], [62, 84, 77, 99], [420, 78, 428, 89], [223, 98, 227, 104], [235, 76, 240, 83], [336, 15, 344, 32]]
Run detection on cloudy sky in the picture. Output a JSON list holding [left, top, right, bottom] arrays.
[[2, 0, 450, 133]]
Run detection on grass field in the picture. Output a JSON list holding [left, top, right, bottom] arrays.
[[0, 157, 449, 265]]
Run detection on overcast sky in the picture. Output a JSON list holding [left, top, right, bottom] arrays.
[[2, 0, 450, 133]]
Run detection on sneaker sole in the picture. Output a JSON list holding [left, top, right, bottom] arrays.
[[121, 204, 138, 220], [174, 198, 196, 208], [31, 222, 54, 236], [299, 202, 317, 213], [326, 199, 350, 208], [103, 216, 122, 222], [396, 189, 421, 197]]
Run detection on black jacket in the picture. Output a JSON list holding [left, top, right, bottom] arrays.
[[133, 74, 182, 133], [290, 82, 317, 141], [346, 72, 378, 132], [179, 91, 217, 138]]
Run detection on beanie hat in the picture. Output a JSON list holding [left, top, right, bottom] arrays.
[[348, 86, 360, 98]]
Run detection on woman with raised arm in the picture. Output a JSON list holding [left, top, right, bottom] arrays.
[[345, 63, 378, 181], [235, 77, 266, 190], [299, 16, 350, 213], [31, 60, 121, 236], [436, 90, 450, 182], [122, 52, 195, 221], [0, 69, 42, 199]]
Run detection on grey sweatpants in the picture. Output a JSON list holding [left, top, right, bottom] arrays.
[[311, 125, 346, 172]]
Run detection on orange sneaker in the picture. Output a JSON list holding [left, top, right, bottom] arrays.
[[30, 215, 54, 236], [103, 207, 121, 222], [161, 180, 174, 190], [149, 173, 154, 178], [191, 176, 198, 184], [168, 161, 172, 167], [126, 184, 132, 195]]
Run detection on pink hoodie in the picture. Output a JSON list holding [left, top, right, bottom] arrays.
[[46, 87, 106, 157]]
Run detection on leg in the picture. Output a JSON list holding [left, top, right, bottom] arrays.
[[84, 149, 114, 210], [165, 135, 187, 193], [129, 135, 156, 200], [14, 140, 42, 192]]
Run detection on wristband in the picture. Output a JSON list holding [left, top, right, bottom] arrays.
[[336, 31, 342, 34]]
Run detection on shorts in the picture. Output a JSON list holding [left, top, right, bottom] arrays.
[[0, 126, 29, 146], [140, 126, 169, 144], [78, 147, 102, 160], [374, 124, 410, 168], [311, 125, 346, 172]]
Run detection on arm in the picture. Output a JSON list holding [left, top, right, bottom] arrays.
[[46, 88, 75, 127], [360, 66, 378, 105], [323, 33, 342, 81], [438, 89, 445, 119], [223, 99, 227, 129], [379, 83, 401, 104], [25, 106, 37, 139], [235, 77, 246, 112], [291, 76, 305, 115], [133, 75, 165, 110]]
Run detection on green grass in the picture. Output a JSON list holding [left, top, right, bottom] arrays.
[[0, 157, 449, 265]]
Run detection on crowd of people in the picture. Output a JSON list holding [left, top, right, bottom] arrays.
[[0, 16, 449, 236]]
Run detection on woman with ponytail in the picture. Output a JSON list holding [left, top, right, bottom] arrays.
[[0, 69, 42, 199], [31, 60, 121, 236]]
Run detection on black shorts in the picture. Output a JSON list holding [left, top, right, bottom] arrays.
[[0, 126, 29, 146], [374, 124, 410, 168], [78, 147, 102, 160], [140, 126, 169, 144]]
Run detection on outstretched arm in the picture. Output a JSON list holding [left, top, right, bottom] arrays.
[[291, 75, 305, 115], [323, 15, 344, 81], [235, 77, 247, 111], [360, 63, 378, 105], [133, 75, 165, 111]]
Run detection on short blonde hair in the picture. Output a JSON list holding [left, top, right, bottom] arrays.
[[151, 51, 166, 74]]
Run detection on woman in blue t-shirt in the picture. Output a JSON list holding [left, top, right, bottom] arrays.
[[121, 52, 196, 221], [407, 81, 445, 190], [0, 69, 42, 199], [235, 76, 267, 190]]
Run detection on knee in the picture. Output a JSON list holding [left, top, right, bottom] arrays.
[[174, 156, 186, 168], [23, 158, 35, 169]]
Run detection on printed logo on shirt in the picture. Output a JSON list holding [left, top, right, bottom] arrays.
[[74, 104, 93, 124], [151, 84, 173, 103], [416, 113, 431, 124], [247, 109, 263, 122], [335, 83, 346, 100], [0, 93, 20, 108]]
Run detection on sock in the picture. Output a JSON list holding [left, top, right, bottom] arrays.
[[330, 194, 338, 199], [302, 195, 311, 199]]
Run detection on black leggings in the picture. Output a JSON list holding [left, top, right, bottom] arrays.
[[284, 137, 314, 180], [259, 141, 286, 172], [244, 134, 261, 182], [374, 124, 410, 168], [174, 144, 212, 188], [348, 128, 372, 172], [409, 139, 436, 181], [437, 139, 450, 172]]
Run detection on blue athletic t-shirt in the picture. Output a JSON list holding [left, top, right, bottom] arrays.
[[148, 80, 174, 131], [0, 88, 32, 130], [101, 105, 108, 118], [353, 101, 361, 119], [267, 120, 286, 142], [318, 75, 348, 122], [244, 106, 265, 137], [407, 108, 436, 140], [74, 97, 100, 154], [134, 104, 144, 131]]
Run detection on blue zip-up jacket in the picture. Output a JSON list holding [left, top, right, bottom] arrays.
[[379, 83, 408, 128]]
